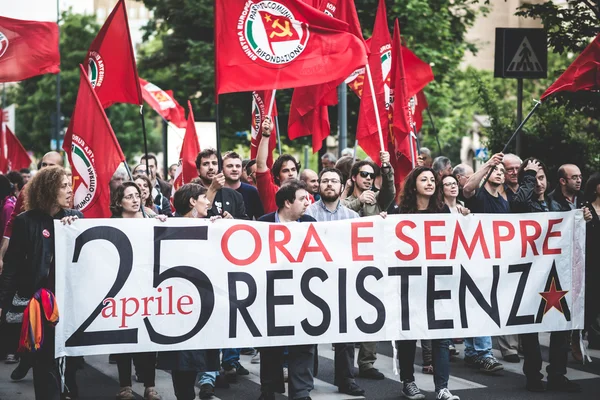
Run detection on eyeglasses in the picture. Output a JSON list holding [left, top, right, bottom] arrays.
[[123, 194, 141, 200], [443, 182, 458, 187], [320, 179, 340, 185], [358, 171, 376, 179]]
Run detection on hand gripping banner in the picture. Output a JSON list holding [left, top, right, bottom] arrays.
[[55, 211, 585, 357]]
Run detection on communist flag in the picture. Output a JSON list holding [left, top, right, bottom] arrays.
[[541, 33, 600, 100], [251, 91, 278, 168], [63, 65, 126, 218], [4, 127, 32, 171], [85, 0, 142, 108], [215, 0, 367, 94], [0, 16, 60, 83], [356, 0, 391, 164], [288, 0, 366, 153], [140, 78, 186, 128], [172, 101, 201, 199]]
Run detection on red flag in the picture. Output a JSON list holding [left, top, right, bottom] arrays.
[[139, 78, 186, 128], [356, 0, 391, 164], [4, 126, 32, 171], [85, 0, 142, 108], [215, 0, 367, 94], [172, 102, 201, 195], [0, 16, 60, 83], [251, 91, 278, 167], [0, 110, 7, 173], [541, 33, 600, 100], [288, 0, 366, 153], [63, 65, 126, 218]]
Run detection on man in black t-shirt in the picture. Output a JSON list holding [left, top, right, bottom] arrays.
[[222, 151, 264, 219]]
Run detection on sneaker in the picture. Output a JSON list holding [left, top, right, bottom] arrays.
[[199, 384, 215, 399], [223, 365, 238, 383], [526, 379, 546, 392], [402, 381, 425, 400], [436, 388, 460, 400], [339, 381, 365, 396], [236, 363, 249, 376], [143, 386, 161, 400], [10, 360, 31, 381], [477, 356, 504, 373], [449, 344, 460, 358], [5, 354, 18, 364], [547, 376, 581, 392], [503, 354, 520, 363], [115, 386, 135, 400], [463, 355, 477, 368], [251, 352, 260, 364], [422, 364, 434, 375], [283, 366, 289, 382]]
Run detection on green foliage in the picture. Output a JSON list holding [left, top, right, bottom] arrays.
[[6, 10, 160, 160]]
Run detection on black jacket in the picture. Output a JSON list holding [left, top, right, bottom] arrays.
[[208, 187, 248, 219], [258, 212, 317, 223], [156, 178, 172, 199], [547, 187, 584, 211], [511, 170, 562, 213], [0, 208, 83, 310]]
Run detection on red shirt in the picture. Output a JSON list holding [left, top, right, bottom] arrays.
[[256, 170, 278, 214], [4, 188, 25, 239]]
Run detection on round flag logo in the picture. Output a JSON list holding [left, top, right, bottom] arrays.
[[69, 135, 98, 212], [239, 1, 309, 67], [0, 31, 8, 59], [87, 51, 105, 88]]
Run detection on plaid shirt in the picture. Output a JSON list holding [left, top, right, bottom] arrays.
[[305, 199, 359, 222]]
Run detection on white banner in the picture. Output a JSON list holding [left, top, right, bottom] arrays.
[[55, 211, 586, 357]]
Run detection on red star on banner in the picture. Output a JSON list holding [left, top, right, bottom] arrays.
[[539, 278, 569, 315]]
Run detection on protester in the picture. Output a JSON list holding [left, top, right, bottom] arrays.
[[159, 183, 220, 400], [321, 153, 337, 169], [110, 166, 128, 196], [257, 180, 316, 400], [195, 148, 247, 219], [19, 168, 31, 185], [441, 174, 469, 215], [244, 159, 257, 186], [432, 156, 452, 179], [395, 166, 459, 400], [305, 168, 365, 397], [511, 158, 587, 393], [110, 182, 162, 400], [341, 147, 354, 158], [222, 152, 264, 220], [500, 154, 522, 202], [133, 162, 172, 216], [134, 174, 159, 217], [7, 171, 25, 198], [341, 152, 394, 380], [0, 166, 81, 400], [168, 163, 178, 183], [256, 117, 301, 213], [335, 155, 358, 184], [419, 147, 433, 167], [140, 153, 172, 197], [300, 169, 320, 201], [462, 153, 506, 373], [584, 172, 600, 349]]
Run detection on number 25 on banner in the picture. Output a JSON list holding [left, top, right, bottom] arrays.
[[65, 226, 214, 347]]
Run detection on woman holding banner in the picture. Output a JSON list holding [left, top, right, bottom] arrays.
[[396, 166, 459, 400], [0, 166, 82, 400], [110, 182, 163, 400], [158, 183, 220, 400]]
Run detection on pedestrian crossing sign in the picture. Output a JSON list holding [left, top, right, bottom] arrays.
[[494, 28, 547, 79]]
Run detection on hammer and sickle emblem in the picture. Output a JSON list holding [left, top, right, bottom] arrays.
[[269, 19, 293, 39]]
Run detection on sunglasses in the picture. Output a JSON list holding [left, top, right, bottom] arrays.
[[358, 171, 376, 179]]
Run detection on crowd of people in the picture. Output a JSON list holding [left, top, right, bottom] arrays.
[[0, 115, 598, 400]]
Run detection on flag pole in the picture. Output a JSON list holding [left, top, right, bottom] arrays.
[[426, 107, 442, 156], [139, 105, 150, 173], [274, 115, 282, 155], [364, 63, 385, 153], [267, 89, 277, 118], [480, 99, 542, 186], [215, 99, 223, 171]]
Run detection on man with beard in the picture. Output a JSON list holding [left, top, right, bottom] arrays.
[[462, 153, 507, 374], [195, 148, 247, 219], [305, 169, 365, 397], [548, 163, 586, 362], [300, 169, 320, 201], [222, 151, 264, 220]]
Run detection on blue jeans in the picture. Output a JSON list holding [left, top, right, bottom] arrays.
[[464, 336, 493, 359], [199, 371, 217, 386], [222, 348, 241, 368]]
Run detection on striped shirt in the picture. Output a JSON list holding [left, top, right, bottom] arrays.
[[305, 199, 359, 222]]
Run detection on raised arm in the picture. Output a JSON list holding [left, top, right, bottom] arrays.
[[256, 116, 273, 173], [463, 153, 504, 199]]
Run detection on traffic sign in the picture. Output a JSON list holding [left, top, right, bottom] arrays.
[[494, 28, 547, 79]]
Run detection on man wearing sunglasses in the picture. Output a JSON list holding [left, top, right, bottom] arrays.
[[341, 152, 395, 381]]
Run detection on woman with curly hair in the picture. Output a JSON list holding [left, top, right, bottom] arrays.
[[0, 166, 82, 400], [395, 166, 458, 400], [134, 174, 159, 217]]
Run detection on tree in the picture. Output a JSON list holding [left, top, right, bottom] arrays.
[[6, 10, 160, 160]]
